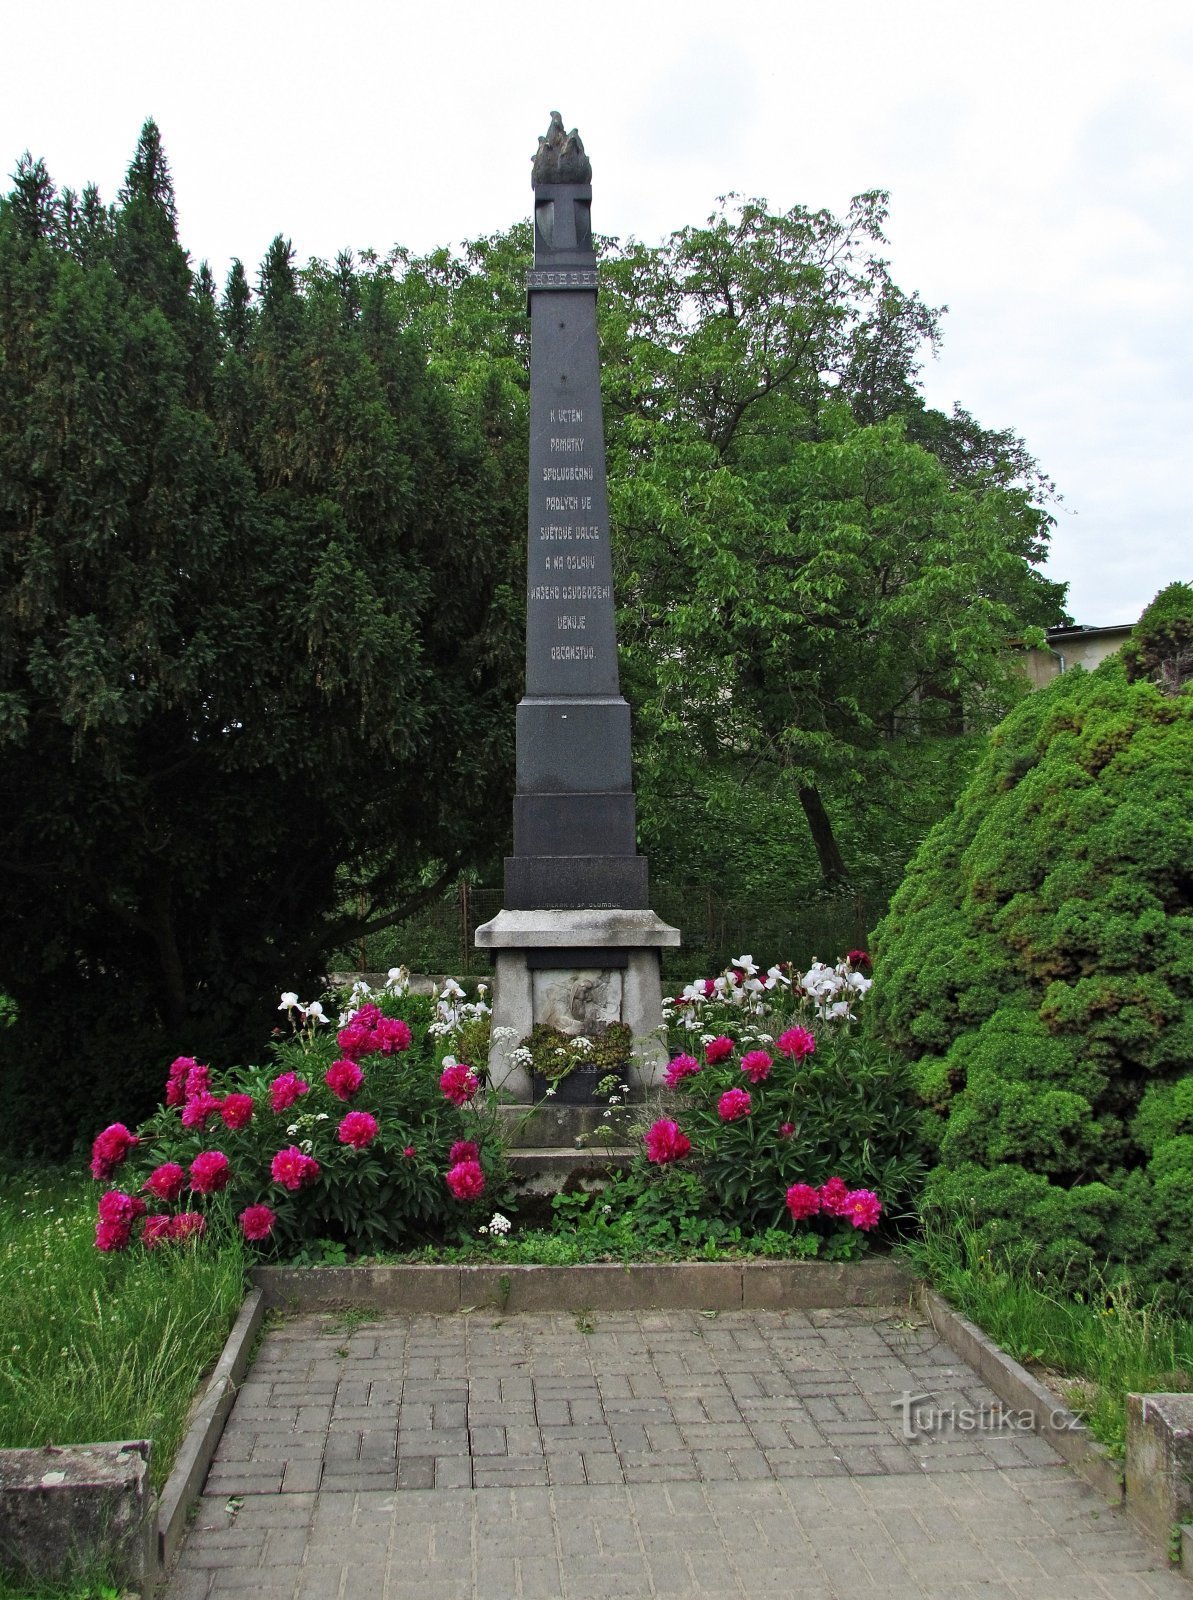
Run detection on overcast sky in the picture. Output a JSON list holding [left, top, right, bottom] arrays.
[[4, 0, 1190, 625]]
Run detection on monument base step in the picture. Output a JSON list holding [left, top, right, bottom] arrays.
[[495, 1101, 641, 1149], [507, 1145, 634, 1198]]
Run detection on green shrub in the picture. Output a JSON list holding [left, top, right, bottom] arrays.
[[873, 601, 1193, 1293]]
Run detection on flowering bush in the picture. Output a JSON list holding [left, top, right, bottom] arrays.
[[631, 953, 921, 1250], [86, 970, 507, 1257]]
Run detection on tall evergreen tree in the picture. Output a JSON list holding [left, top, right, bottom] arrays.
[[0, 129, 520, 1152]]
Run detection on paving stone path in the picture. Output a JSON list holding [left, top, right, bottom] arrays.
[[166, 1306, 1188, 1598]]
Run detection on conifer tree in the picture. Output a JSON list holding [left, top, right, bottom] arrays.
[[0, 129, 520, 1151]]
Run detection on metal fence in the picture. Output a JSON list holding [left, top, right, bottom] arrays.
[[340, 879, 882, 982]]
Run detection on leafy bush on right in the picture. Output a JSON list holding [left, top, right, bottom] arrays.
[[871, 584, 1193, 1292]]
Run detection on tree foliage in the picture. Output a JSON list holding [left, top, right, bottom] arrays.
[[391, 195, 1066, 898], [0, 125, 521, 1151], [871, 595, 1193, 1293]]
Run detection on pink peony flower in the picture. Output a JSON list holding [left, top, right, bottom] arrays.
[[90, 1123, 138, 1181], [705, 1036, 734, 1064], [97, 1190, 145, 1226], [702, 978, 717, 998], [269, 1072, 309, 1113], [843, 1189, 882, 1231], [779, 1122, 795, 1139], [170, 1212, 206, 1242], [220, 1093, 254, 1131], [445, 1159, 486, 1201], [181, 1091, 222, 1131], [271, 1145, 320, 1191], [143, 1163, 187, 1202], [819, 1176, 851, 1217], [450, 1139, 480, 1165], [140, 1215, 172, 1250], [184, 1062, 211, 1099], [190, 1150, 232, 1194], [336, 1021, 372, 1059], [777, 1026, 816, 1061], [740, 1050, 773, 1084], [644, 1118, 691, 1165], [663, 1054, 700, 1090], [717, 1087, 752, 1122], [337, 1004, 383, 1059], [337, 1111, 379, 1150], [95, 1219, 132, 1252], [376, 1016, 412, 1054], [239, 1203, 277, 1242], [785, 1183, 821, 1220], [165, 1056, 197, 1107], [403, 1145, 416, 1158], [325, 1058, 364, 1101], [440, 1062, 479, 1107]]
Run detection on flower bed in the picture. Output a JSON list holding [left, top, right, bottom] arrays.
[[525, 952, 924, 1261], [86, 970, 507, 1261], [83, 953, 922, 1267]]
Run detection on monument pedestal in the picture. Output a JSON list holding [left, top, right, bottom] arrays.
[[475, 909, 680, 1102]]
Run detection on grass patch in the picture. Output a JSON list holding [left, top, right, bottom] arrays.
[[0, 1168, 247, 1494], [0, 1567, 122, 1600], [904, 1225, 1193, 1456]]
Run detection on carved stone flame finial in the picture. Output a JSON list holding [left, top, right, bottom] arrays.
[[531, 111, 591, 187]]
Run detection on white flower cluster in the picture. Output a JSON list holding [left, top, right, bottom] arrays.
[[664, 952, 870, 1030], [478, 1211, 511, 1240], [336, 977, 375, 1027], [508, 1046, 535, 1070], [278, 992, 329, 1025], [799, 958, 871, 1022], [427, 976, 493, 1039]]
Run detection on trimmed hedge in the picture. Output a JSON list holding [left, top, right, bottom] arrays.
[[872, 590, 1193, 1292]]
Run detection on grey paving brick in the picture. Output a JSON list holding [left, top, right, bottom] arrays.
[[161, 1307, 1192, 1600]]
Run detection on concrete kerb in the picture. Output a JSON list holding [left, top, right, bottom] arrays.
[[920, 1286, 1126, 1505], [156, 1286, 265, 1575], [249, 1257, 917, 1315]]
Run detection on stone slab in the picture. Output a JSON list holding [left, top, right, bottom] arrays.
[[253, 1265, 462, 1314], [743, 1260, 915, 1310], [1126, 1392, 1193, 1550], [250, 1260, 916, 1315], [476, 907, 680, 949], [0, 1440, 153, 1589]]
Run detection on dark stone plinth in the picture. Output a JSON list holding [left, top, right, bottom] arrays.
[[504, 854, 649, 910], [513, 792, 636, 856], [525, 947, 629, 969], [516, 697, 632, 792]]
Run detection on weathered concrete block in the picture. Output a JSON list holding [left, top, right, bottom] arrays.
[[252, 1264, 462, 1313], [0, 1440, 152, 1589], [742, 1259, 914, 1310], [1126, 1392, 1193, 1547]]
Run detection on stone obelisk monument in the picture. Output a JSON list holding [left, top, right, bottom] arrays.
[[476, 113, 679, 1100]]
